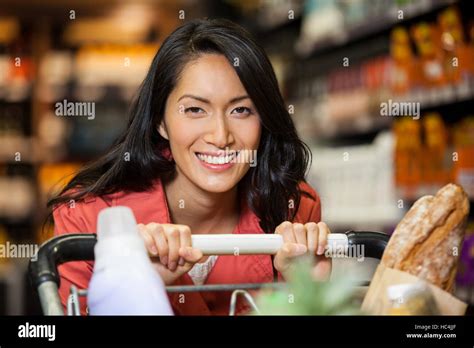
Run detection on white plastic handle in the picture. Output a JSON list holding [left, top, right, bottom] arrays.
[[191, 234, 348, 255]]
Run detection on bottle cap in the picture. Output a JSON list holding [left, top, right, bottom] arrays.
[[97, 206, 138, 240]]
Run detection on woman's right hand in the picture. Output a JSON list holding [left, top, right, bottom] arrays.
[[137, 223, 203, 285]]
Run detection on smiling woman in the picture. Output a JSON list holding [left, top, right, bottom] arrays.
[[48, 18, 330, 315]]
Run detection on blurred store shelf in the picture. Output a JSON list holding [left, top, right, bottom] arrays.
[[392, 77, 474, 110], [307, 132, 403, 231], [254, 0, 304, 31], [304, 77, 474, 141], [296, 0, 458, 57]]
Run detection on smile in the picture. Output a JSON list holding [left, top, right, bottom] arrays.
[[194, 151, 240, 171], [195, 152, 238, 165]]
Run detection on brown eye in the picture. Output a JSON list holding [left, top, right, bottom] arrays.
[[185, 107, 205, 115], [231, 107, 251, 116]]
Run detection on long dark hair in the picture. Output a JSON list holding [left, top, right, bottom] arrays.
[[48, 18, 313, 233]]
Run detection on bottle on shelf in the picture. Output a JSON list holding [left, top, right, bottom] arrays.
[[390, 27, 415, 95], [411, 22, 447, 88]]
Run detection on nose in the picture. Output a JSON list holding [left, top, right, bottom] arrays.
[[203, 114, 234, 148]]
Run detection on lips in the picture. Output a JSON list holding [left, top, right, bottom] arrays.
[[193, 150, 241, 172]]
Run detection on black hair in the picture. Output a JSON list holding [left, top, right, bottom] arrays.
[[48, 18, 313, 233]]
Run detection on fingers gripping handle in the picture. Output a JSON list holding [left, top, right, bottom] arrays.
[[97, 206, 348, 256], [191, 234, 348, 255]]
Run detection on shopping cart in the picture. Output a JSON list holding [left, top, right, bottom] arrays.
[[29, 230, 389, 316]]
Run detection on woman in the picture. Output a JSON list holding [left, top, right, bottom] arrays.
[[49, 18, 332, 315]]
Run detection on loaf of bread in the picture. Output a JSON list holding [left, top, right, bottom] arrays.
[[381, 183, 470, 292]]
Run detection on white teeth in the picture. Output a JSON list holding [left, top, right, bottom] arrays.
[[196, 153, 236, 165]]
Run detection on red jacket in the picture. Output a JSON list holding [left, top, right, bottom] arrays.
[[53, 179, 321, 315]]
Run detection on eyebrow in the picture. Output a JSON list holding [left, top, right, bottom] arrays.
[[177, 94, 250, 104]]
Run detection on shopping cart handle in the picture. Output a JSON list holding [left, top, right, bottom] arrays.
[[29, 230, 389, 289], [345, 230, 389, 259], [191, 233, 349, 255], [190, 231, 389, 257], [29, 233, 97, 290]]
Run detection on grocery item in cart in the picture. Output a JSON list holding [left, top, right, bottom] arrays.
[[363, 183, 470, 315], [381, 183, 469, 292], [87, 206, 173, 315], [387, 283, 439, 315]]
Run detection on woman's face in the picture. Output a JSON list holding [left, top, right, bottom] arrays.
[[160, 53, 261, 193]]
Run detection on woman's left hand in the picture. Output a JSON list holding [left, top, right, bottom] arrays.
[[273, 221, 332, 281]]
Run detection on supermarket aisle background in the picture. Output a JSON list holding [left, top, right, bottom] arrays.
[[0, 0, 473, 314]]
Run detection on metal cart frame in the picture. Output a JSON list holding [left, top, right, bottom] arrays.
[[29, 230, 389, 315]]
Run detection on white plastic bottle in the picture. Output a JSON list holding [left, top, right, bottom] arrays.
[[87, 206, 173, 315]]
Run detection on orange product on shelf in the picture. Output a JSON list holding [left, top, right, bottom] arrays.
[[394, 118, 423, 192], [438, 7, 469, 84], [453, 117, 474, 199], [38, 163, 82, 200], [423, 113, 448, 186], [411, 22, 447, 87], [389, 27, 415, 94]]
